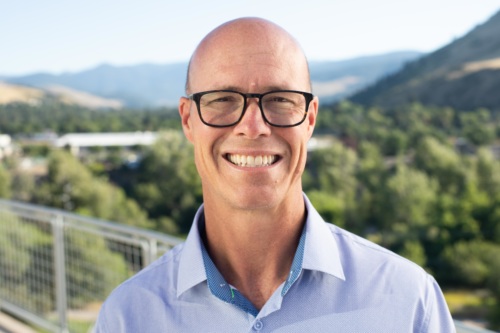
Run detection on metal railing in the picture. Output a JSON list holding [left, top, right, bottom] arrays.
[[0, 199, 182, 333], [456, 321, 498, 333]]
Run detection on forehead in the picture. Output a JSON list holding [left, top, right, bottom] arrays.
[[189, 21, 310, 93]]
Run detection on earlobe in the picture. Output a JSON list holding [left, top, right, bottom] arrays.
[[179, 97, 194, 143], [306, 96, 319, 138]]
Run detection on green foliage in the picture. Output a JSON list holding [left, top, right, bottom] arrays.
[[475, 148, 500, 199], [64, 230, 130, 308], [414, 137, 468, 193], [9, 172, 36, 202], [0, 102, 180, 135], [306, 190, 345, 228], [399, 240, 427, 267], [131, 132, 202, 234], [0, 212, 52, 311], [487, 257, 500, 329], [0, 212, 130, 312], [33, 150, 152, 229], [442, 241, 500, 287], [460, 109, 496, 146], [0, 162, 11, 198], [378, 164, 437, 244], [306, 141, 360, 230], [22, 144, 51, 157], [307, 141, 358, 194]]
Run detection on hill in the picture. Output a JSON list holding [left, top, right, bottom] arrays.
[[4, 52, 422, 108], [350, 9, 500, 111], [310, 51, 422, 103], [6, 63, 186, 108], [0, 82, 122, 109]]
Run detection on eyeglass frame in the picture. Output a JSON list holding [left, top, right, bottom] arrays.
[[187, 89, 314, 128]]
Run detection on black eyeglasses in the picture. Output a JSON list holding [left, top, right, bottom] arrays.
[[187, 90, 314, 128]]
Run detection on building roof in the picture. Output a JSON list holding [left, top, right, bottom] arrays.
[[55, 132, 158, 148]]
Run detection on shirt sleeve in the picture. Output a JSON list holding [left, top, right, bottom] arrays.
[[420, 274, 456, 333]]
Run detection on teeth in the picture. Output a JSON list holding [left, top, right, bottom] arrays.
[[228, 154, 276, 167]]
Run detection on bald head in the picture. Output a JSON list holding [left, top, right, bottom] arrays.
[[185, 17, 311, 94]]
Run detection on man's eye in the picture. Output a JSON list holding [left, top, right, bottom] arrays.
[[272, 97, 288, 102], [213, 97, 233, 102], [206, 95, 238, 104], [267, 96, 295, 105]]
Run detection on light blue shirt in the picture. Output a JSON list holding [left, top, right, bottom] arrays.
[[94, 195, 455, 332]]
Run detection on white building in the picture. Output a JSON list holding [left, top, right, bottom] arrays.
[[55, 132, 159, 155]]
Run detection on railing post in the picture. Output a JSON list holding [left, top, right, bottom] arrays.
[[52, 214, 69, 333], [142, 238, 158, 268]]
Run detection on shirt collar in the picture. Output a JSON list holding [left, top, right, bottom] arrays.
[[302, 194, 345, 281], [176, 194, 345, 298], [176, 205, 208, 298]]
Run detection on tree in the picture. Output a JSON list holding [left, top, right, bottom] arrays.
[[375, 164, 437, 249], [475, 148, 500, 198], [441, 241, 500, 287], [132, 131, 202, 234], [10, 172, 36, 202], [306, 190, 345, 228], [307, 141, 358, 196], [399, 240, 426, 267], [381, 129, 408, 156], [460, 109, 496, 146], [0, 162, 10, 198], [487, 256, 500, 330], [414, 136, 468, 194], [33, 150, 152, 229], [306, 142, 359, 230], [355, 142, 386, 230]]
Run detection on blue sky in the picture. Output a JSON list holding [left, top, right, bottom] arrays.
[[1, 0, 499, 76]]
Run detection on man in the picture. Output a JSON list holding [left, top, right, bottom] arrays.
[[94, 18, 455, 332]]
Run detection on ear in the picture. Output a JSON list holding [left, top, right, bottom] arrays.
[[179, 97, 194, 143], [306, 96, 319, 139]]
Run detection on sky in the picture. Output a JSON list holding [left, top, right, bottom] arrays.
[[1, 0, 500, 76]]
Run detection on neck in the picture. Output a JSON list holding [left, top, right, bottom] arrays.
[[202, 192, 306, 310]]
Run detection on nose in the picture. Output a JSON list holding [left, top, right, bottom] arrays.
[[233, 98, 272, 138]]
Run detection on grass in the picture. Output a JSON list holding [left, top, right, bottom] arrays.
[[444, 289, 496, 320], [34, 319, 94, 333]]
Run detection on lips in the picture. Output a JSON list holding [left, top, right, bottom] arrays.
[[226, 154, 278, 167]]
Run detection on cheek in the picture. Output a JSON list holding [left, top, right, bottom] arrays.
[[283, 133, 309, 175], [192, 129, 223, 173], [295, 146, 308, 176]]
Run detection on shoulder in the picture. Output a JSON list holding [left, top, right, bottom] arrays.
[[323, 223, 455, 330], [94, 243, 185, 332], [121, 241, 184, 289], [326, 222, 430, 287]]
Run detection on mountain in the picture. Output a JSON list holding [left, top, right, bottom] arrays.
[[0, 81, 122, 109], [3, 52, 422, 108], [6, 63, 187, 108], [310, 51, 422, 104], [350, 9, 500, 111]]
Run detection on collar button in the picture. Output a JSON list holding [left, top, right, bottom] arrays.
[[252, 319, 263, 331]]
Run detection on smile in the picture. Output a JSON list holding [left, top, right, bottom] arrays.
[[226, 154, 278, 167]]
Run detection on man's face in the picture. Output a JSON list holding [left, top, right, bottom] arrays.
[[179, 23, 318, 212]]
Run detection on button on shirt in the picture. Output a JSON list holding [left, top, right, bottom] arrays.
[[94, 195, 455, 333]]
